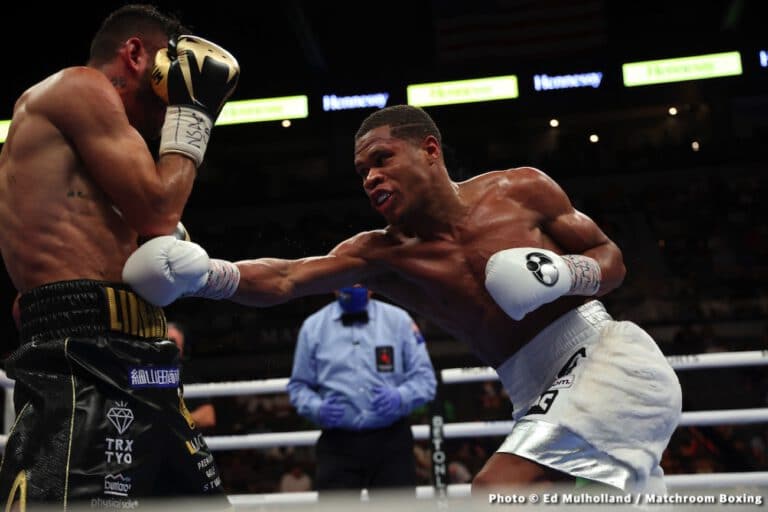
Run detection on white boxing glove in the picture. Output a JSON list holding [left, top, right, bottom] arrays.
[[123, 236, 240, 306], [484, 247, 601, 321]]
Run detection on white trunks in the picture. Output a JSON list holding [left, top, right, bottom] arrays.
[[495, 300, 682, 492]]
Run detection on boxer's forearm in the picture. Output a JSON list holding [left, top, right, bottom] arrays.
[[581, 240, 625, 296], [232, 254, 369, 307], [230, 258, 295, 307]]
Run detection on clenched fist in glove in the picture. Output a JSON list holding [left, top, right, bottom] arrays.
[[152, 35, 239, 167], [485, 247, 602, 321], [122, 236, 240, 307]]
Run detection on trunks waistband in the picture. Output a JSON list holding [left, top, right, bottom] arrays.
[[18, 279, 167, 344]]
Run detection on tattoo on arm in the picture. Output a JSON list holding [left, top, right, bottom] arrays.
[[561, 255, 601, 296]]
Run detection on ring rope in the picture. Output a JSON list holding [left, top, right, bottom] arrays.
[[1, 350, 765, 395], [441, 350, 768, 384], [2, 408, 763, 452]]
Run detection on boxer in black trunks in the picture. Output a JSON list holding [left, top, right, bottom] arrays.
[[0, 4, 238, 509]]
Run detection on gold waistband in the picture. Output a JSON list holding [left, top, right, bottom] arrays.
[[103, 285, 167, 339]]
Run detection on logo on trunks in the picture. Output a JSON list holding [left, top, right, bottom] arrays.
[[90, 497, 139, 510], [525, 252, 559, 286], [375, 346, 395, 372], [105, 438, 134, 465], [527, 390, 558, 415], [107, 402, 134, 435], [202, 476, 222, 493], [128, 366, 180, 389], [557, 347, 586, 378], [549, 375, 574, 389], [186, 433, 207, 455], [104, 473, 132, 497], [526, 348, 587, 416]]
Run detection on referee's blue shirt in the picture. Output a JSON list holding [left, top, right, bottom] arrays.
[[287, 299, 437, 431]]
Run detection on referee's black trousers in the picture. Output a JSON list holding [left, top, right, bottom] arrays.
[[315, 417, 416, 494]]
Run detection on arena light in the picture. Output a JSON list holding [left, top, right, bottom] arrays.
[[322, 92, 390, 112], [549, 118, 560, 128], [533, 71, 603, 91], [215, 96, 309, 125], [0, 120, 10, 144], [622, 51, 742, 87], [668, 106, 678, 116], [407, 75, 519, 107], [760, 50, 767, 68]]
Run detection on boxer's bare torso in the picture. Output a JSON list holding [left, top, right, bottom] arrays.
[[338, 170, 588, 367], [235, 126, 624, 366], [0, 65, 192, 294], [0, 71, 135, 293]]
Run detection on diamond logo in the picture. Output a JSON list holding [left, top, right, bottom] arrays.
[[107, 402, 134, 435]]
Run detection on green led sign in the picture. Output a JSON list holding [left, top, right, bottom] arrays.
[[407, 76, 519, 107], [622, 51, 742, 87], [216, 95, 309, 125], [0, 120, 10, 144], [0, 96, 310, 144]]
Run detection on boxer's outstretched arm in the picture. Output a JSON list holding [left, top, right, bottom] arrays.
[[123, 233, 381, 307], [232, 252, 372, 307]]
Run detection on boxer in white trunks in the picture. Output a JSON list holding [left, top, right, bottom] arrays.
[[124, 105, 682, 494]]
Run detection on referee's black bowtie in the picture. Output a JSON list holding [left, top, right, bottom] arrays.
[[341, 312, 369, 326]]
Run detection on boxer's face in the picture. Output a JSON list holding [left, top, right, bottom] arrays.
[[134, 64, 167, 139], [354, 126, 433, 225], [134, 42, 169, 139], [120, 36, 168, 140]]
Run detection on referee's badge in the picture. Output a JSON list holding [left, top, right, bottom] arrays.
[[375, 346, 394, 372]]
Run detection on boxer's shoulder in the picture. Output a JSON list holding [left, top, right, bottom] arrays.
[[330, 228, 400, 258]]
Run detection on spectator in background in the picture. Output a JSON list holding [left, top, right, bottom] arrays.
[[168, 321, 217, 430], [287, 286, 436, 495], [278, 460, 313, 493]]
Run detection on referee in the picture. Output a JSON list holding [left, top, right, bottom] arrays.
[[287, 285, 437, 496]]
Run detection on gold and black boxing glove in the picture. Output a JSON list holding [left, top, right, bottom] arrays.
[[152, 35, 240, 167]]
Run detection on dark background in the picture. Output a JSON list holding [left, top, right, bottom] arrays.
[[3, 0, 767, 362], [1, 0, 767, 492]]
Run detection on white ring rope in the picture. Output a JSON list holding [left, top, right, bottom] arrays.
[[0, 350, 765, 394], [441, 350, 768, 384], [184, 408, 768, 451], [175, 407, 768, 450], [2, 408, 763, 452], [187, 378, 290, 398]]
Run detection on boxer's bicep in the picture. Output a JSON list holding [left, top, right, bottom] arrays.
[[546, 209, 610, 256], [544, 203, 625, 295], [516, 168, 625, 293]]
